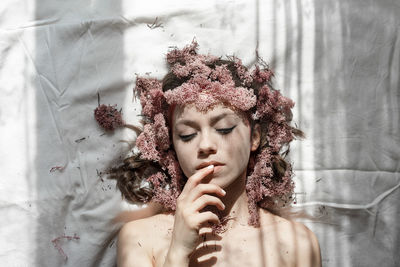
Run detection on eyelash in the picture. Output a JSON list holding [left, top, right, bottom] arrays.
[[217, 126, 236, 135], [179, 126, 236, 142]]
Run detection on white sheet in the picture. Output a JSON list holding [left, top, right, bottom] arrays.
[[0, 0, 399, 266]]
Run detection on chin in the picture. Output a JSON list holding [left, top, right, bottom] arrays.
[[211, 169, 247, 189], [209, 174, 236, 189]]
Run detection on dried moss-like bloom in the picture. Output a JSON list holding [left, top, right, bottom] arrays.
[[135, 77, 164, 119], [94, 104, 124, 131], [166, 41, 198, 64], [164, 82, 256, 112], [153, 113, 170, 150], [159, 150, 183, 191], [233, 57, 254, 86], [135, 124, 160, 161], [267, 122, 294, 153], [246, 148, 295, 226], [146, 172, 166, 188], [135, 113, 171, 161], [252, 65, 274, 84], [253, 84, 294, 121], [152, 186, 179, 211]]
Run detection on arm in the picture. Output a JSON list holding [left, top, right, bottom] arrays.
[[296, 224, 322, 267], [309, 230, 322, 267], [163, 165, 226, 266], [117, 222, 153, 267]]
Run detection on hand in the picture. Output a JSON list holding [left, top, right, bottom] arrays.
[[167, 165, 226, 261]]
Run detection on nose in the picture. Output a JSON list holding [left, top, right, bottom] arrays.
[[197, 130, 217, 157]]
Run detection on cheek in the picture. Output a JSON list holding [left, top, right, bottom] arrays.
[[224, 128, 252, 165]]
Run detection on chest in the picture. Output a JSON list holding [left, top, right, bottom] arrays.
[[153, 228, 294, 267]]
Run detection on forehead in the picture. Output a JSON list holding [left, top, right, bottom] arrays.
[[172, 103, 247, 125]]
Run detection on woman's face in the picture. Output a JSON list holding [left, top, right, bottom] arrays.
[[171, 103, 260, 188]]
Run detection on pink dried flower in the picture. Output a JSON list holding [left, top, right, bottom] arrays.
[[135, 77, 164, 119], [164, 81, 256, 112], [94, 104, 124, 131], [247, 201, 260, 226], [164, 82, 201, 107], [253, 84, 295, 121], [153, 113, 170, 150], [166, 40, 199, 64], [245, 148, 294, 226], [189, 57, 213, 76], [252, 65, 274, 83], [152, 186, 178, 210], [136, 124, 160, 161], [210, 64, 234, 84], [171, 63, 191, 78], [171, 56, 213, 79], [234, 58, 253, 86], [252, 149, 274, 177], [146, 172, 167, 187], [136, 114, 171, 160], [218, 85, 256, 111], [159, 150, 183, 189], [267, 122, 293, 153]]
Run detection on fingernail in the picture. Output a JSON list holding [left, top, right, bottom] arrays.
[[221, 189, 226, 195], [207, 165, 214, 169]]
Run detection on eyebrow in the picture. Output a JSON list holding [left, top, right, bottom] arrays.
[[175, 113, 235, 128]]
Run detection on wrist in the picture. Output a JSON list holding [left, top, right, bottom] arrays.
[[163, 244, 191, 267]]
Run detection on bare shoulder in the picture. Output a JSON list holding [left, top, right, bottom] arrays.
[[117, 213, 174, 267], [120, 212, 174, 235], [288, 219, 321, 261], [291, 220, 321, 267], [260, 211, 321, 267]]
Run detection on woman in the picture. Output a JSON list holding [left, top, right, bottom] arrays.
[[110, 41, 321, 266]]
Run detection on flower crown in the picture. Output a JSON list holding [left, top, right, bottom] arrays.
[[133, 40, 298, 226]]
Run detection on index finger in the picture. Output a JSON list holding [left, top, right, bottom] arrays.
[[180, 165, 214, 196]]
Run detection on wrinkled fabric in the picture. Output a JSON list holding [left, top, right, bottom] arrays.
[[0, 0, 399, 266]]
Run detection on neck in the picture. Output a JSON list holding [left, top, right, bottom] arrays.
[[206, 170, 250, 228]]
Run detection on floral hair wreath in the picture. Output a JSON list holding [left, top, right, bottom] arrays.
[[129, 40, 298, 226]]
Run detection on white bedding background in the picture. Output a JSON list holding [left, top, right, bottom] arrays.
[[0, 0, 399, 266]]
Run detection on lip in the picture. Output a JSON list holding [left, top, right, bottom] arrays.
[[195, 161, 225, 170]]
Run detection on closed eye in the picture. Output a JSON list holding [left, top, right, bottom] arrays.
[[178, 126, 236, 142], [216, 126, 236, 135], [179, 133, 197, 142]]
